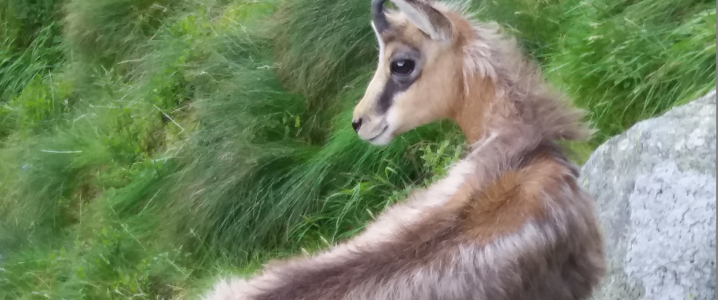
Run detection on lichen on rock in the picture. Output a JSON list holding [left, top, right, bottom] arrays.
[[581, 89, 717, 300]]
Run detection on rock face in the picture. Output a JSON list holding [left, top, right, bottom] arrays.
[[581, 89, 717, 300]]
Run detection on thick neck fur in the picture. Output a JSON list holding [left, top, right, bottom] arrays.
[[451, 21, 593, 148], [452, 78, 493, 144]]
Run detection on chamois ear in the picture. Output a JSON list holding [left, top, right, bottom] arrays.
[[389, 0, 452, 41]]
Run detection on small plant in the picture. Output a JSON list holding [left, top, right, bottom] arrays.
[[4, 74, 73, 136]]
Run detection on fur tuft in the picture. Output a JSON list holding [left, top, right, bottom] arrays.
[[202, 277, 250, 300], [456, 11, 593, 142]]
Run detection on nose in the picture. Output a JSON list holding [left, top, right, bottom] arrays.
[[352, 118, 363, 132]]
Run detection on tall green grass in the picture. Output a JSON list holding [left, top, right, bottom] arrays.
[[0, 0, 714, 298], [0, 0, 64, 101], [62, 0, 179, 70], [545, 0, 716, 142]]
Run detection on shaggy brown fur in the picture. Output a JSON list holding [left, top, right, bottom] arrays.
[[203, 1, 606, 299]]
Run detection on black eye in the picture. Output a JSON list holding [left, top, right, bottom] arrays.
[[390, 59, 415, 75]]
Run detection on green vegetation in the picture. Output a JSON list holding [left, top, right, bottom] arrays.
[[0, 0, 714, 298]]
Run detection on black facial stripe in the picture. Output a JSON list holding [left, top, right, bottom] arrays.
[[376, 73, 422, 114], [377, 78, 404, 114], [376, 46, 422, 114]]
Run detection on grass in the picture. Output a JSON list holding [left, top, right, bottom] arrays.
[[0, 0, 65, 102], [0, 0, 714, 299], [545, 0, 716, 142]]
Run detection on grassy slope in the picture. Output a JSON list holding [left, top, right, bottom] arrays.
[[0, 0, 715, 299]]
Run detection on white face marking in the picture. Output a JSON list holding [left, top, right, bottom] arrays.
[[360, 21, 395, 146], [366, 131, 393, 146], [366, 104, 400, 146], [370, 21, 386, 65]]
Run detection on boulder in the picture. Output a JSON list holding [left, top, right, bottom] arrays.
[[581, 89, 717, 300]]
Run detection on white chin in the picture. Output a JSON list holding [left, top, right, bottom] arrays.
[[367, 131, 393, 146]]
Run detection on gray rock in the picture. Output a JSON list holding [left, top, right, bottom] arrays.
[[581, 89, 717, 300]]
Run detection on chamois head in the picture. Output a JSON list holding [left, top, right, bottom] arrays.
[[352, 0, 474, 145]]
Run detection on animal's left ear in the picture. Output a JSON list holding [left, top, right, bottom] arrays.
[[389, 0, 452, 41]]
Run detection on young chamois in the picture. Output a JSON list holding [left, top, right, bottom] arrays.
[[203, 0, 606, 299]]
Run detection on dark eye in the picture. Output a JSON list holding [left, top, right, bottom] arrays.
[[390, 59, 415, 75]]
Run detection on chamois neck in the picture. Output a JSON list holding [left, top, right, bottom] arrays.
[[453, 72, 592, 147], [452, 80, 487, 144], [452, 79, 519, 144]]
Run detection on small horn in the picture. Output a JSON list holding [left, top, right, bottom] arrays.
[[371, 0, 390, 33]]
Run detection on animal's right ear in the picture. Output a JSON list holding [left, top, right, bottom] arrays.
[[389, 0, 452, 41]]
